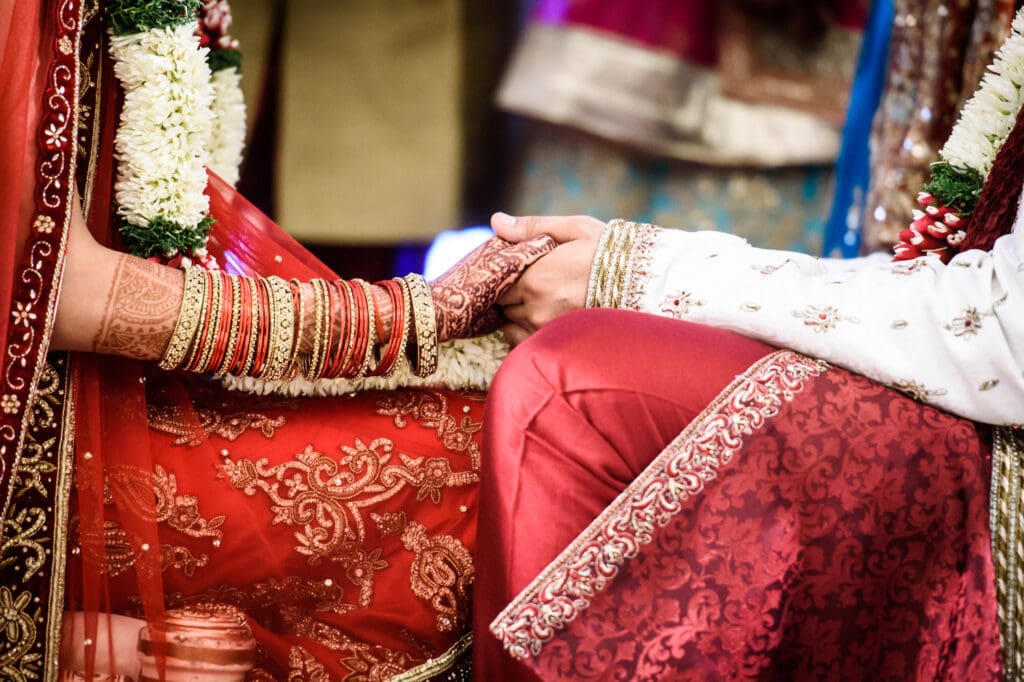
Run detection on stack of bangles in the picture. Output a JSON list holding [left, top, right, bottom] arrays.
[[158, 270, 438, 380]]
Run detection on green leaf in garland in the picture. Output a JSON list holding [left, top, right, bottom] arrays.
[[921, 162, 984, 216], [121, 215, 214, 259], [107, 0, 201, 36], [208, 48, 242, 74]]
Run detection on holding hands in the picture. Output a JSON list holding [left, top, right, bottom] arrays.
[[428, 234, 556, 342], [489, 212, 606, 345]]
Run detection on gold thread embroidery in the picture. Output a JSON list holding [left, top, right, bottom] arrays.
[[401, 522, 474, 633], [105, 464, 225, 542], [147, 401, 288, 448], [293, 620, 417, 682], [153, 576, 355, 630], [220, 439, 476, 607], [371, 511, 407, 538], [375, 391, 482, 471]]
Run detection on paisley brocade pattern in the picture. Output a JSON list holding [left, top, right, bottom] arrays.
[[515, 365, 1001, 680], [69, 376, 483, 680]]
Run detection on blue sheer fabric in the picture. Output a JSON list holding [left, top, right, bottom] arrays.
[[823, 0, 895, 258]]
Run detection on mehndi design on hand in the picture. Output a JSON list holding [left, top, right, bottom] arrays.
[[428, 235, 556, 342]]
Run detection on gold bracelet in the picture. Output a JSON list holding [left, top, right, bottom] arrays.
[[215, 274, 243, 376], [303, 278, 329, 380], [159, 266, 207, 370], [589, 220, 641, 309], [286, 278, 306, 378], [403, 274, 438, 378], [352, 279, 378, 377], [187, 269, 222, 373], [585, 223, 615, 309], [261, 275, 296, 380]]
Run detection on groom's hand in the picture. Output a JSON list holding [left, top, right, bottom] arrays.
[[490, 213, 606, 346], [429, 235, 556, 342]]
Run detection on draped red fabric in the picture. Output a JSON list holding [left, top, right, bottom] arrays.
[[52, 13, 482, 678], [475, 310, 1002, 680]]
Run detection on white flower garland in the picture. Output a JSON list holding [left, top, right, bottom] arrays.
[[208, 65, 246, 186], [109, 21, 214, 240], [109, 5, 506, 394], [939, 9, 1024, 177]]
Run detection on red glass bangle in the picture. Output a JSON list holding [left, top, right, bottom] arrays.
[[367, 279, 405, 377]]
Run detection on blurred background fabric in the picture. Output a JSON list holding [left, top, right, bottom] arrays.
[[227, 0, 1019, 280]]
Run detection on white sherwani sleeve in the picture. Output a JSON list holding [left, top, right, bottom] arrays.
[[590, 221, 1024, 426]]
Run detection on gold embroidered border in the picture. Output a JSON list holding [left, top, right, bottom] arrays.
[[0, 0, 81, 537], [490, 350, 826, 660], [990, 425, 1024, 679], [387, 633, 472, 682], [0, 358, 75, 682]]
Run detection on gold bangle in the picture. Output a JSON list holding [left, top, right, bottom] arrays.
[[403, 274, 438, 378], [585, 225, 613, 309], [187, 269, 222, 373], [215, 274, 243, 376], [261, 275, 296, 380], [335, 280, 358, 378], [286, 278, 305, 378], [303, 278, 329, 380], [159, 266, 207, 370], [352, 279, 378, 377]]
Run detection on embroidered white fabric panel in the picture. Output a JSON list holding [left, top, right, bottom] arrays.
[[626, 225, 1024, 425]]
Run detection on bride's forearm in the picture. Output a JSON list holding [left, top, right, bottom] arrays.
[[51, 198, 182, 359]]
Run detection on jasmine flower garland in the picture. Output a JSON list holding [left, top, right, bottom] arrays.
[[201, 0, 246, 187], [108, 0, 215, 260], [895, 8, 1024, 261], [108, 0, 509, 393]]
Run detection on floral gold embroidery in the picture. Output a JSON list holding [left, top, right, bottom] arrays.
[[401, 522, 474, 633], [0, 588, 38, 678], [147, 401, 288, 447], [105, 464, 225, 543], [221, 440, 476, 608], [146, 379, 297, 447], [288, 645, 331, 682], [375, 391, 482, 470], [371, 511, 408, 538], [150, 576, 354, 631], [293, 620, 417, 682], [74, 518, 209, 577]]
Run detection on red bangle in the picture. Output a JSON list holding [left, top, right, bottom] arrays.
[[224, 275, 253, 375], [367, 279, 405, 377], [249, 277, 272, 377], [342, 279, 369, 377], [320, 279, 344, 378], [203, 271, 235, 373]]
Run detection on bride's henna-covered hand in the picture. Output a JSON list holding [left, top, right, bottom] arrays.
[[429, 235, 556, 341]]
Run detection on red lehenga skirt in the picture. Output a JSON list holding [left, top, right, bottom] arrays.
[[474, 310, 1004, 680], [61, 168, 482, 679]]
